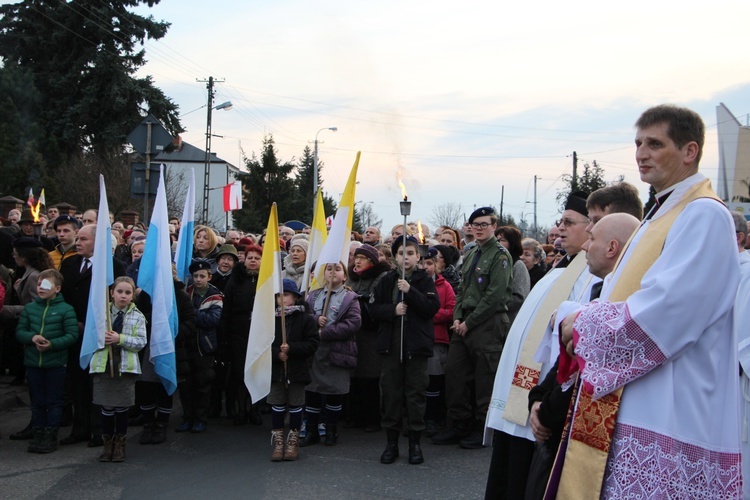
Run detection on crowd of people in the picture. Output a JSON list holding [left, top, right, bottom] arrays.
[[0, 104, 748, 498]]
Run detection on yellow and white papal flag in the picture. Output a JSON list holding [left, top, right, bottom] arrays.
[[244, 203, 282, 403]]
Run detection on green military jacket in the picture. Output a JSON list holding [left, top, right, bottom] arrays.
[[453, 237, 512, 330]]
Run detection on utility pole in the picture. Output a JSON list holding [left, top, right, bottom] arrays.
[[572, 151, 578, 192], [499, 185, 504, 223], [533, 175, 538, 241], [197, 76, 226, 225]]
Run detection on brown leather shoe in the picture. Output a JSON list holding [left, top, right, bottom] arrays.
[[270, 429, 285, 462], [284, 430, 299, 461], [111, 435, 127, 462], [98, 435, 113, 462]]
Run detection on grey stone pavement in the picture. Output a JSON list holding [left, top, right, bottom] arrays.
[[0, 375, 491, 499]]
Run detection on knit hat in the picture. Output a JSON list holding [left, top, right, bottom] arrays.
[[215, 244, 239, 262], [282, 278, 301, 296], [354, 243, 379, 265], [434, 244, 460, 266], [288, 236, 309, 255]]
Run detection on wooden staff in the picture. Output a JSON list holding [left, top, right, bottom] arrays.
[[281, 293, 288, 387], [105, 287, 114, 377]]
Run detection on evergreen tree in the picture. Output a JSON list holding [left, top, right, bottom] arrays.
[[0, 0, 182, 201], [234, 135, 296, 232], [556, 160, 607, 210], [643, 185, 657, 216], [291, 145, 336, 223]]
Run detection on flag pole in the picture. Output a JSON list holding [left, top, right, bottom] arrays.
[[277, 249, 288, 386], [105, 288, 114, 377]]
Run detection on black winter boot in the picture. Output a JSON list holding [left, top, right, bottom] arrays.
[[408, 431, 424, 464], [27, 427, 44, 453], [380, 429, 400, 464], [299, 427, 320, 447], [431, 418, 471, 445], [139, 423, 154, 445], [37, 427, 59, 454], [324, 423, 338, 446]]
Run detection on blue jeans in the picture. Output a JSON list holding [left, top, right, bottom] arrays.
[[26, 366, 67, 428]]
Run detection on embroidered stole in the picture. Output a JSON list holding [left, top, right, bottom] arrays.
[[554, 179, 720, 499], [502, 252, 588, 425]]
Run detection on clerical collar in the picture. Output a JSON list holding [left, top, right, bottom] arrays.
[[645, 188, 676, 220]]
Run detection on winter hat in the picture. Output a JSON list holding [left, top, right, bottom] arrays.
[[282, 278, 301, 296], [434, 244, 459, 266], [215, 244, 239, 262], [354, 243, 379, 265], [288, 236, 309, 255]]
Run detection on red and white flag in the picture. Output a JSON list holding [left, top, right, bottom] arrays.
[[223, 181, 243, 211]]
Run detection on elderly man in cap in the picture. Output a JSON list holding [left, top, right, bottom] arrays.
[[18, 210, 54, 250], [432, 206, 513, 449]]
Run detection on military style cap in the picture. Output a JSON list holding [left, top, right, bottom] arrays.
[[53, 214, 80, 230], [189, 259, 212, 274], [564, 191, 589, 218], [391, 235, 420, 256], [468, 206, 495, 223]]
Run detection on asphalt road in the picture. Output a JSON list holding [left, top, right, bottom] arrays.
[[0, 376, 491, 500]]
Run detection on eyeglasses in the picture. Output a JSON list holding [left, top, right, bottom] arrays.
[[470, 222, 492, 229], [556, 217, 589, 228], [553, 248, 567, 255]]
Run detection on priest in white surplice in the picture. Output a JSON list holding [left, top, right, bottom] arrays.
[[558, 105, 742, 499]]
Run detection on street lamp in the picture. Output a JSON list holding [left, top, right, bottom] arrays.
[[201, 76, 233, 225], [313, 126, 337, 195]]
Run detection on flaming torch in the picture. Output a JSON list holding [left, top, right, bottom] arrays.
[[27, 188, 44, 237], [397, 174, 411, 363], [416, 220, 429, 259]]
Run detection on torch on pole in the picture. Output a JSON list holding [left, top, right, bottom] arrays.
[[399, 197, 411, 364]]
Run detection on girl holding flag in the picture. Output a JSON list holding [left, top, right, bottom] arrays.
[[90, 276, 147, 462], [268, 279, 318, 461], [301, 262, 361, 447]]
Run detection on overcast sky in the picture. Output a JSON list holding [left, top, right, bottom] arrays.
[[134, 0, 750, 232]]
